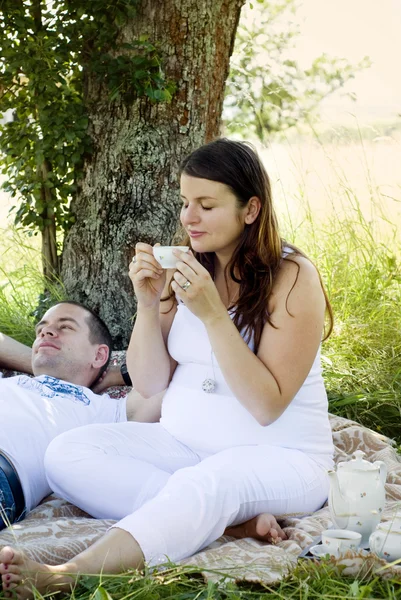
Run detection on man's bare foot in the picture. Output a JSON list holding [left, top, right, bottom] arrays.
[[0, 546, 75, 600], [224, 513, 287, 543]]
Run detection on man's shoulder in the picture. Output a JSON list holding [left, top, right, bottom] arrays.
[[0, 373, 30, 385], [0, 371, 118, 404]]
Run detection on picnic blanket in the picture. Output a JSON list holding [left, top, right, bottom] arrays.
[[1, 383, 401, 583]]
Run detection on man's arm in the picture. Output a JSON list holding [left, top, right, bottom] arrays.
[[0, 333, 33, 373]]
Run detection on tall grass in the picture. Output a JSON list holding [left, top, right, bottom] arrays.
[[273, 131, 401, 441], [0, 228, 65, 345]]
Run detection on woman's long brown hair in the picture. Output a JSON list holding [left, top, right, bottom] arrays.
[[166, 138, 333, 353]]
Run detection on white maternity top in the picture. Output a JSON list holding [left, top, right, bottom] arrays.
[[160, 303, 334, 469]]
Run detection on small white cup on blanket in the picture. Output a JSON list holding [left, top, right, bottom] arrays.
[[322, 529, 362, 557]]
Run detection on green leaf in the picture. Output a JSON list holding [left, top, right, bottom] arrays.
[[92, 585, 114, 600], [349, 580, 360, 596]]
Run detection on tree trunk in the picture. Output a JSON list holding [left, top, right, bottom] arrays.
[[39, 159, 59, 281], [61, 0, 244, 348]]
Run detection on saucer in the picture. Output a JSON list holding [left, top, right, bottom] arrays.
[[309, 544, 332, 558], [309, 544, 368, 559]]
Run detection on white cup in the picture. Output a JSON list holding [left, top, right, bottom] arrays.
[[321, 529, 362, 557], [153, 246, 189, 269]]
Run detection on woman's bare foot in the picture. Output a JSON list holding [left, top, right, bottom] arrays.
[[0, 546, 76, 600], [224, 513, 287, 543]]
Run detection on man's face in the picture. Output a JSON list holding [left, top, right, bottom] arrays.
[[32, 303, 108, 387]]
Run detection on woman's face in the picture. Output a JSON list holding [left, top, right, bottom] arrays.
[[180, 174, 248, 257]]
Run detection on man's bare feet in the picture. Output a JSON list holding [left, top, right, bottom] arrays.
[[224, 513, 287, 543], [0, 546, 75, 600]]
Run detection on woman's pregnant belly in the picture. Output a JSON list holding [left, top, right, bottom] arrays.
[[159, 364, 334, 464]]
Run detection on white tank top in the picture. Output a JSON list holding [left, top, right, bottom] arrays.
[[160, 303, 334, 469]]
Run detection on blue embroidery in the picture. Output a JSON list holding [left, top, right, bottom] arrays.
[[17, 375, 90, 405]]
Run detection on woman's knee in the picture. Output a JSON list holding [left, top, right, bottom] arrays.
[[166, 462, 240, 505]]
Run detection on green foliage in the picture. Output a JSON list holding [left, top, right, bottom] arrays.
[[224, 0, 371, 141], [0, 0, 175, 272], [91, 40, 176, 103]]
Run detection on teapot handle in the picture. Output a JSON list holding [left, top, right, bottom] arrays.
[[374, 460, 387, 486]]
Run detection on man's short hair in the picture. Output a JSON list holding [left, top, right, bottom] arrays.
[[54, 301, 113, 375]]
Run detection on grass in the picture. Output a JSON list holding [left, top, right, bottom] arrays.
[[273, 130, 401, 443], [0, 228, 66, 345], [0, 128, 400, 598], [287, 211, 401, 440], [8, 561, 401, 600]]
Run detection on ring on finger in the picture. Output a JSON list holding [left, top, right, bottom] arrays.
[[132, 255, 137, 263], [181, 280, 191, 291]]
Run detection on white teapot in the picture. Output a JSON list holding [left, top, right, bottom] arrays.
[[369, 515, 401, 562], [328, 450, 387, 547]]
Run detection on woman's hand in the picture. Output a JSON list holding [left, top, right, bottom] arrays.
[[171, 249, 226, 324], [92, 363, 125, 393], [129, 243, 166, 309]]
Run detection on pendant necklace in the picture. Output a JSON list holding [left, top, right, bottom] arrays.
[[202, 276, 237, 394], [202, 349, 216, 393]]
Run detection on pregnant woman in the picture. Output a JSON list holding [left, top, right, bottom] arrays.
[[0, 138, 334, 599]]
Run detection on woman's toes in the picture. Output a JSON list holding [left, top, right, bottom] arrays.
[[6, 572, 21, 585], [1, 563, 22, 575], [0, 547, 15, 566], [2, 571, 20, 591]]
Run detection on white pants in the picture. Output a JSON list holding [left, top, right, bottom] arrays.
[[45, 422, 329, 565]]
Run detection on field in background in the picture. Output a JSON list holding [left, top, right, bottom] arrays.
[[2, 124, 400, 261], [262, 130, 401, 236]]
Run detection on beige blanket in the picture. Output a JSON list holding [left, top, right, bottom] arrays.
[[1, 414, 401, 583]]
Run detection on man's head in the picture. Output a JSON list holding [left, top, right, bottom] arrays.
[[32, 301, 113, 387]]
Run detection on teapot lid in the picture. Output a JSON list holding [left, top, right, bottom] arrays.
[[377, 519, 401, 533], [337, 450, 377, 471]]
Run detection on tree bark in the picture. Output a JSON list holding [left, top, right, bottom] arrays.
[[61, 0, 244, 348]]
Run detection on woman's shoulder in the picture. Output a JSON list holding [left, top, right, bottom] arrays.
[[281, 252, 321, 282], [268, 252, 324, 314]]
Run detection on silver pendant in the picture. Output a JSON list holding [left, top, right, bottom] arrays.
[[202, 378, 216, 393]]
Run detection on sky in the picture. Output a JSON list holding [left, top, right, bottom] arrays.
[[294, 0, 401, 120]]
